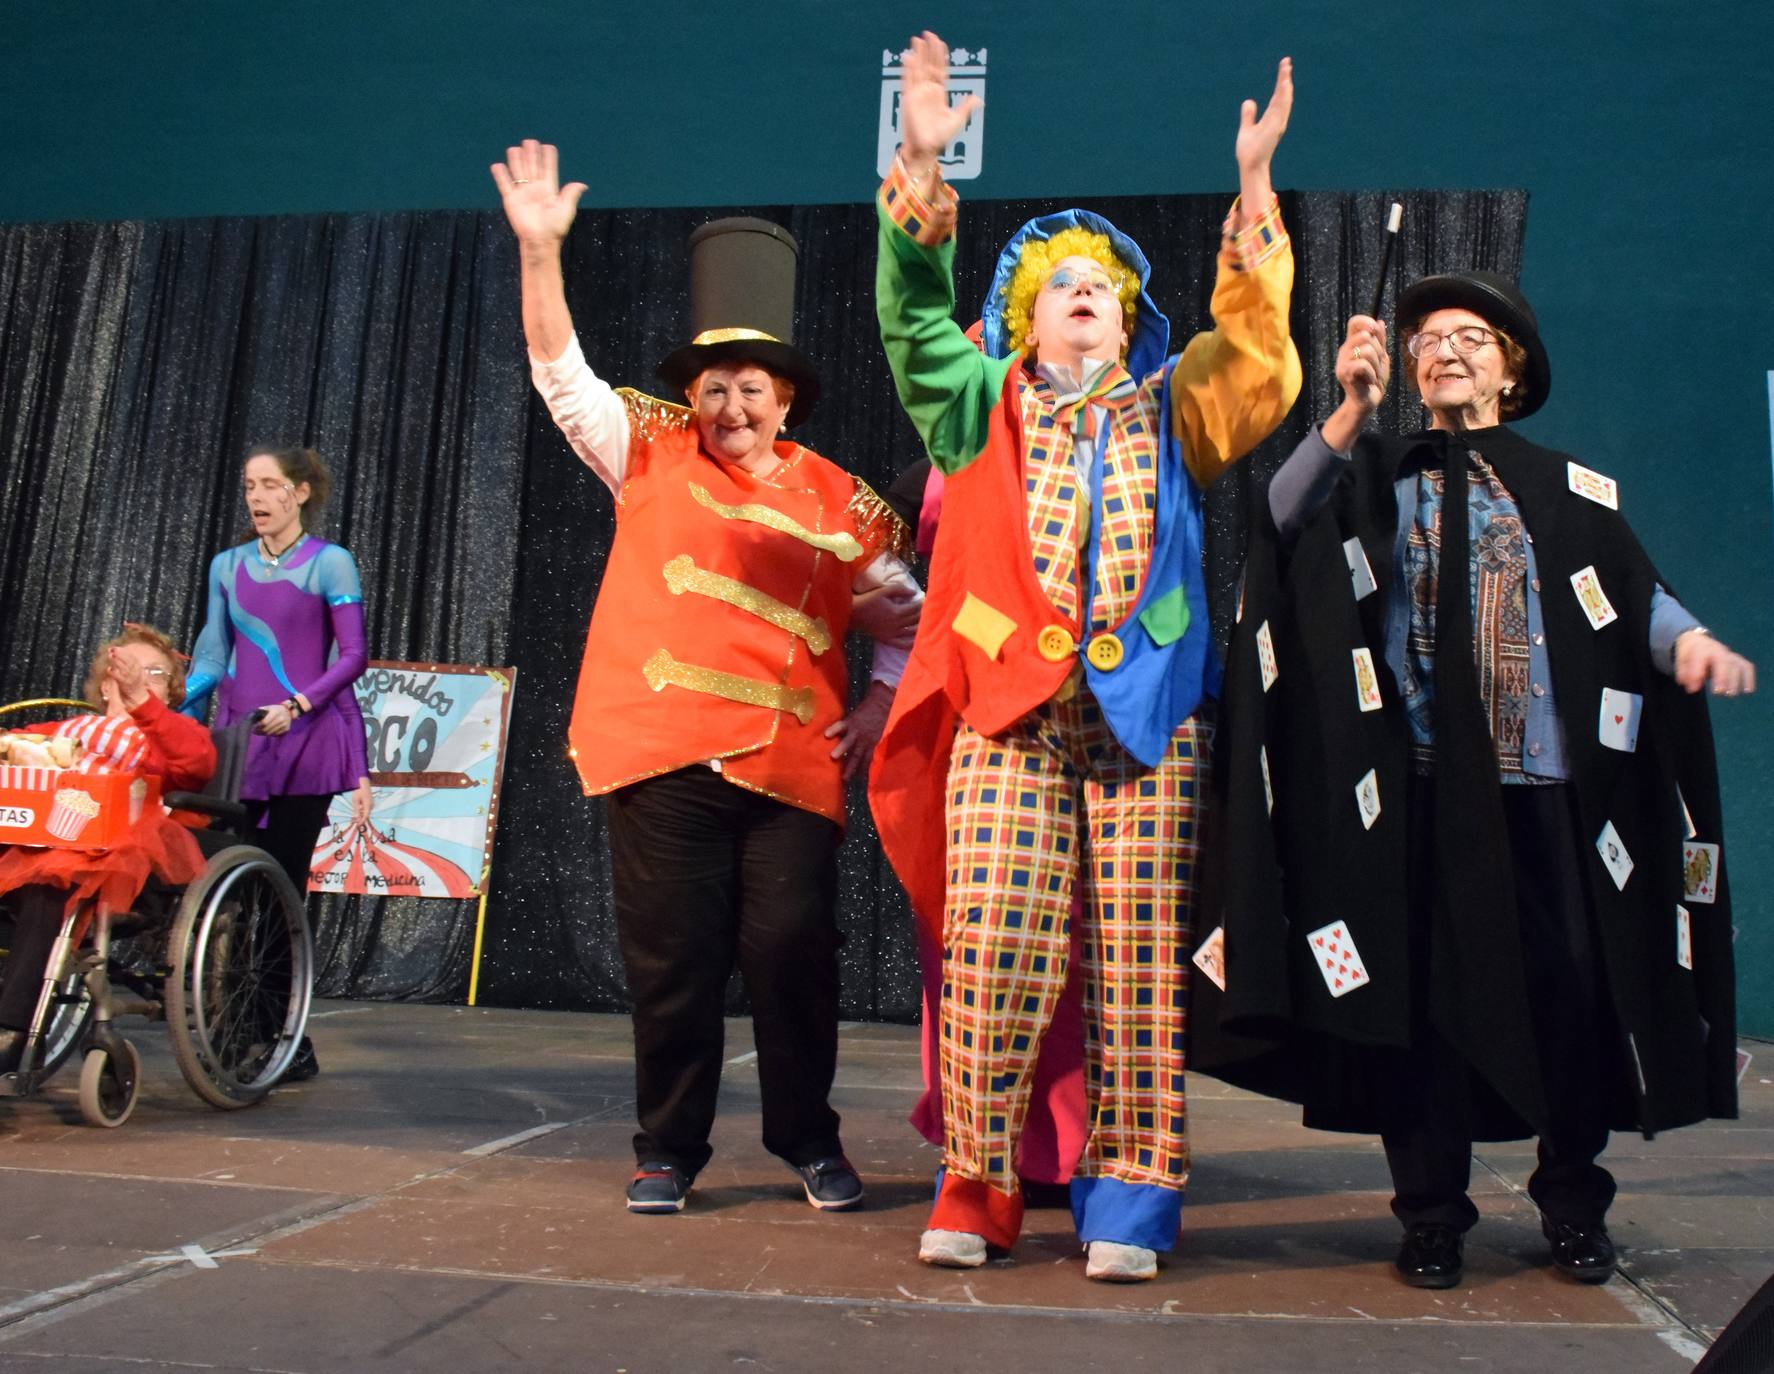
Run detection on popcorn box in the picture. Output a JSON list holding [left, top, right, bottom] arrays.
[[0, 769, 161, 850]]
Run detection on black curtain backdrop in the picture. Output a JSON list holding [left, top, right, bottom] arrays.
[[0, 189, 1524, 1020]]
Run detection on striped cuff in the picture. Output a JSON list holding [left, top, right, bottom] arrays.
[[1220, 196, 1288, 273], [880, 154, 958, 247]]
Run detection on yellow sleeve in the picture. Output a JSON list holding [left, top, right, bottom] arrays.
[[1170, 197, 1303, 488]]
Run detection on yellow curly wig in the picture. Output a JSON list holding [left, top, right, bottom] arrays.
[[1000, 227, 1139, 361]]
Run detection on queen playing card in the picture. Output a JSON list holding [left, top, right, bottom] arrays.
[[1683, 840, 1720, 904], [1306, 921, 1370, 997], [1567, 461, 1620, 510], [1570, 565, 1619, 630], [1352, 647, 1382, 712]]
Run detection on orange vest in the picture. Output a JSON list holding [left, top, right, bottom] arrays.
[[568, 391, 900, 824]]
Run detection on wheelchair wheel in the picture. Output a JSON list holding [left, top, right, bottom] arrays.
[[77, 1039, 140, 1128], [164, 846, 314, 1110]]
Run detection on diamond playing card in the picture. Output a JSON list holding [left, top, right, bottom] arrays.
[[1683, 840, 1720, 904], [1259, 744, 1273, 816], [1355, 768, 1380, 830], [1597, 687, 1642, 752], [1676, 905, 1692, 970], [1192, 926, 1227, 992], [1305, 921, 1370, 997], [1352, 647, 1382, 712], [1256, 620, 1277, 691], [1343, 536, 1377, 601], [1570, 566, 1619, 630], [1566, 461, 1619, 510], [1595, 820, 1633, 891]]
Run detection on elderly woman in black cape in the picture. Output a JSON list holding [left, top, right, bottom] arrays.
[[1199, 271, 1754, 1291]]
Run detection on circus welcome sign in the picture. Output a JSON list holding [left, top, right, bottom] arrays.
[[308, 662, 516, 899]]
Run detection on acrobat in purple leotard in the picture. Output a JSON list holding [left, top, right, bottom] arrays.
[[183, 536, 368, 801]]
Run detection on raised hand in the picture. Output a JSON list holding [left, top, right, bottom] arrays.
[[1236, 57, 1294, 178], [490, 140, 587, 248], [105, 646, 149, 710], [897, 31, 982, 178], [1336, 315, 1389, 413]]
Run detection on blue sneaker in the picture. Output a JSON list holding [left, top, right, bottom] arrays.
[[794, 1155, 864, 1211], [626, 1162, 692, 1213]]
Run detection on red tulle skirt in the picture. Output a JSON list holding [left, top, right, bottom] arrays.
[[0, 812, 205, 923]]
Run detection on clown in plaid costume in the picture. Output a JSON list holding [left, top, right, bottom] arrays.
[[869, 33, 1301, 1279]]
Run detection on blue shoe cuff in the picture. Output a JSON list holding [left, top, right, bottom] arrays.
[[1070, 1176, 1184, 1252]]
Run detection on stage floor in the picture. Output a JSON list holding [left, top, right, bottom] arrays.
[[0, 1002, 1764, 1372]]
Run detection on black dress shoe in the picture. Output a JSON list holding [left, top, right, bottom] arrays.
[[1542, 1217, 1615, 1283], [1396, 1222, 1465, 1289]]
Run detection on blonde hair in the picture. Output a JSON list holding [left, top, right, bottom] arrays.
[[84, 624, 187, 709], [1000, 227, 1139, 361]]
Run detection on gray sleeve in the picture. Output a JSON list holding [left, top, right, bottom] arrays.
[[1268, 425, 1352, 541]]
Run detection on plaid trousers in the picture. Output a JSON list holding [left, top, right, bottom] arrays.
[[940, 688, 1207, 1197]]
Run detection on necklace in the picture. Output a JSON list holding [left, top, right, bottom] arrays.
[[260, 531, 305, 567]]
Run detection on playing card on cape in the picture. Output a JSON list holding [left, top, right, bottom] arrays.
[[1305, 921, 1370, 997], [1683, 841, 1720, 904]]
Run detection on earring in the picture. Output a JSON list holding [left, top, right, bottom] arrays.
[[1503, 384, 1514, 394], [779, 422, 787, 433]]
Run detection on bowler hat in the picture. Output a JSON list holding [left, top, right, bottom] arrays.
[[1397, 269, 1550, 419]]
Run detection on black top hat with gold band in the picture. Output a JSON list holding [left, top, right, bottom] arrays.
[[656, 217, 822, 427]]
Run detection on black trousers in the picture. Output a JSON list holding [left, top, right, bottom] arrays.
[[1383, 780, 1620, 1232], [0, 886, 64, 1031], [243, 794, 335, 893], [604, 767, 844, 1177]]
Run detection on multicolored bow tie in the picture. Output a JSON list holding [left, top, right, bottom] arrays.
[[1050, 361, 1139, 442]]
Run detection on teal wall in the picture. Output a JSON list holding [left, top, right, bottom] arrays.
[[7, 1, 1771, 1032]]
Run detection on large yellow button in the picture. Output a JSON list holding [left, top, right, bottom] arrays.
[[1087, 632, 1125, 671], [1037, 625, 1076, 662]]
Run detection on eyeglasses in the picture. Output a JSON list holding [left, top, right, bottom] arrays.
[[1406, 326, 1500, 359], [1042, 265, 1124, 296], [142, 667, 171, 680]]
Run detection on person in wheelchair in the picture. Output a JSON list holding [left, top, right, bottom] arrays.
[[0, 624, 215, 1073]]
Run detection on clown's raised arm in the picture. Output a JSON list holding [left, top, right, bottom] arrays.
[[877, 35, 1300, 486]]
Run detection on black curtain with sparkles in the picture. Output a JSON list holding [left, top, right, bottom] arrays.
[[0, 189, 1524, 1020]]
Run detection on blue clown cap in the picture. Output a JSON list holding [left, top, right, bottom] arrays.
[[980, 209, 1171, 382]]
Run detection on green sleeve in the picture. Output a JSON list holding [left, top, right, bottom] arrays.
[[874, 203, 1013, 475]]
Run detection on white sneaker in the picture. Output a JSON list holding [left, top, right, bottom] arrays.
[[1085, 1240, 1157, 1282], [919, 1228, 987, 1268]]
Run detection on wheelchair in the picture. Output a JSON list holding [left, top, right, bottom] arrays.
[[0, 701, 315, 1127]]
